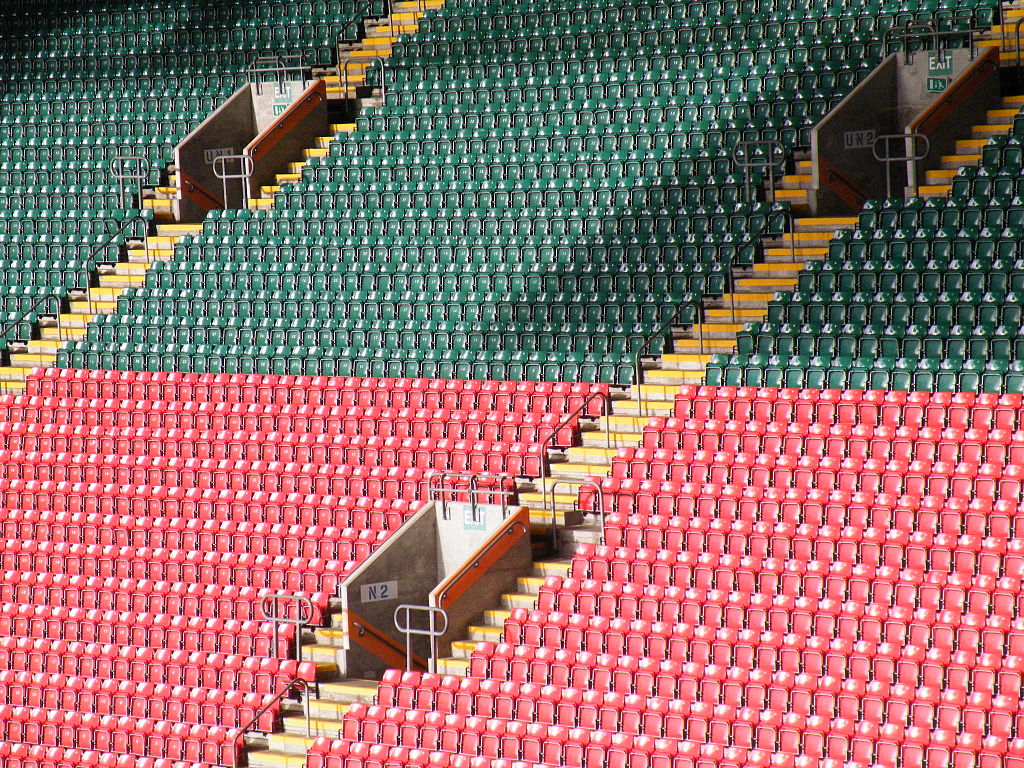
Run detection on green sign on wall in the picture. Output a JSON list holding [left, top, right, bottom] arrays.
[[927, 54, 952, 93]]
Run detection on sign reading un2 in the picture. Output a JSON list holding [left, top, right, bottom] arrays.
[[844, 130, 875, 149], [360, 581, 398, 603]]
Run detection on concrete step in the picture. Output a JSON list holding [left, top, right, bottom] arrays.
[[779, 173, 813, 189], [435, 657, 470, 676], [466, 624, 504, 642], [0, 366, 28, 382], [8, 353, 58, 369], [312, 627, 346, 648], [611, 398, 675, 417], [940, 153, 981, 169], [774, 231, 833, 246], [317, 678, 380, 704], [643, 368, 706, 385], [658, 353, 714, 370], [955, 138, 989, 152], [915, 184, 952, 198], [793, 216, 858, 233], [282, 714, 346, 738], [266, 733, 318, 756], [764, 246, 826, 260], [25, 339, 65, 355], [483, 608, 512, 627], [549, 461, 611, 480], [534, 559, 572, 578], [772, 188, 809, 202], [564, 445, 618, 463], [733, 276, 798, 292], [924, 168, 959, 184], [41, 326, 86, 341], [246, 749, 308, 768], [972, 123, 1011, 137]]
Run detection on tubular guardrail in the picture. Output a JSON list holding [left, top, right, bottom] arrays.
[[212, 153, 254, 210], [247, 55, 310, 95], [634, 300, 701, 417], [427, 471, 517, 522], [884, 23, 982, 63], [230, 679, 311, 768], [394, 604, 448, 673], [342, 56, 387, 105], [111, 156, 152, 210], [732, 139, 786, 204], [872, 132, 930, 198], [0, 292, 66, 394], [84, 213, 152, 314], [260, 593, 315, 663], [545, 478, 605, 549]]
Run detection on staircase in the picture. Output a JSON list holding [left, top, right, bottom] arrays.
[[915, 94, 1024, 197]]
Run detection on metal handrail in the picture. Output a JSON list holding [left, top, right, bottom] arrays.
[[260, 593, 315, 663], [732, 140, 786, 203], [546, 478, 605, 549], [85, 213, 152, 313], [342, 56, 387, 105], [0, 292, 65, 393], [230, 679, 311, 768], [110, 156, 152, 210], [437, 519, 530, 605], [427, 471, 517, 522], [394, 604, 448, 673], [247, 55, 310, 95], [884, 23, 981, 63], [634, 300, 701, 416], [212, 153, 254, 210], [1013, 17, 1024, 86], [873, 132, 930, 198]]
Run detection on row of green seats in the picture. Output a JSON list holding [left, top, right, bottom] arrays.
[[57, 343, 637, 385], [739, 320, 1024, 359], [764, 290, 1024, 326], [706, 354, 1024, 394], [114, 288, 698, 325], [86, 316, 669, 356]]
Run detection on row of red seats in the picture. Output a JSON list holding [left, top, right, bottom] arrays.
[[569, 544, 1022, 609], [668, 386, 1023, 430], [0, 397, 575, 442], [0, 669, 273, 729], [0, 540, 352, 592], [587, 477, 1024, 526], [0, 572, 326, 622], [0, 511, 391, 560], [0, 739, 213, 768], [0, 441, 544, 482], [372, 669, 1021, 739], [0, 421, 566, 462], [0, 635, 316, 691], [0, 704, 235, 764], [28, 368, 608, 413], [0, 602, 289, 656], [599, 496, 1016, 543], [307, 738, 550, 768]]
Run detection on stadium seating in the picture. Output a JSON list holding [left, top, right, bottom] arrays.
[[315, 383, 1024, 768], [0, 367, 597, 764]]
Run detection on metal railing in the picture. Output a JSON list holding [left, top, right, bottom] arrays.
[[84, 213, 152, 313], [230, 679, 311, 768], [1012, 17, 1024, 87], [427, 471, 517, 522], [733, 139, 786, 203], [872, 133, 930, 198], [261, 593, 315, 663], [212, 154, 254, 210], [437, 518, 531, 605], [883, 22, 982, 63], [247, 55, 310, 95], [634, 300, 701, 417], [111, 156, 152, 210], [0, 292, 66, 394], [342, 56, 387, 105], [394, 604, 448, 673], [546, 478, 605, 549]]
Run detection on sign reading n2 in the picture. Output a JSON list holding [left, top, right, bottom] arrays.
[[360, 581, 399, 603]]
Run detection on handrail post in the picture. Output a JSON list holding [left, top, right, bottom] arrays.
[[394, 604, 448, 673], [872, 133, 930, 198], [634, 300, 698, 417], [230, 679, 311, 768], [260, 593, 315, 663], [213, 154, 255, 210], [427, 471, 517, 518], [110, 156, 152, 211], [535, 391, 611, 518], [732, 140, 785, 203], [547, 478, 605, 549]]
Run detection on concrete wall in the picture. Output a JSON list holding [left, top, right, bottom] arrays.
[[431, 507, 532, 658], [338, 500, 525, 678], [906, 48, 1001, 189], [244, 81, 329, 202], [340, 504, 440, 679], [175, 85, 256, 220], [812, 54, 899, 214]]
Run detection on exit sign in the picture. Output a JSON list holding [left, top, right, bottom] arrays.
[[927, 76, 949, 92], [927, 54, 952, 92]]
